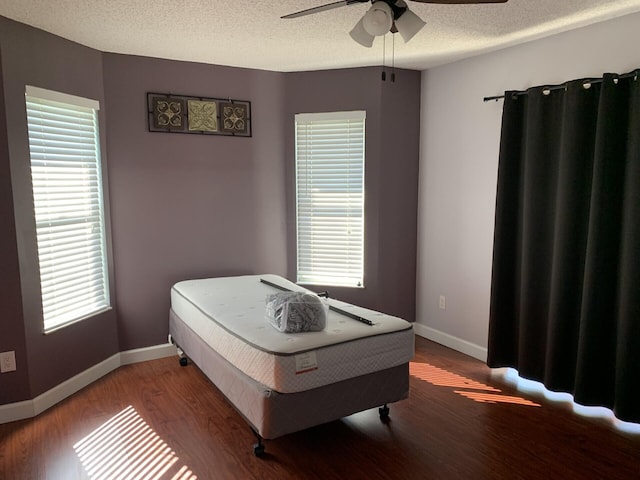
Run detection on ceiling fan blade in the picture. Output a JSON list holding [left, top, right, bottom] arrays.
[[409, 0, 508, 3], [281, 0, 368, 19]]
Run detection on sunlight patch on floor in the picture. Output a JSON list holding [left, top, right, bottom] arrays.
[[410, 362, 540, 407], [73, 406, 197, 480], [454, 390, 540, 406], [410, 362, 500, 392]]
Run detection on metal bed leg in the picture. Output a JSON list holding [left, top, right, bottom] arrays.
[[169, 336, 189, 366], [251, 428, 265, 457], [175, 345, 189, 366]]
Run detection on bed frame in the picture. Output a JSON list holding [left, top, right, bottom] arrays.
[[169, 308, 410, 456]]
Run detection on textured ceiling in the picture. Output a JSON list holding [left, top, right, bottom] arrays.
[[1, 0, 640, 72]]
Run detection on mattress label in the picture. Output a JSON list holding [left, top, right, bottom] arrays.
[[295, 351, 318, 374]]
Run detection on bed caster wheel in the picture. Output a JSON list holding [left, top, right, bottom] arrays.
[[379, 405, 390, 419], [253, 443, 265, 457], [179, 357, 188, 367]]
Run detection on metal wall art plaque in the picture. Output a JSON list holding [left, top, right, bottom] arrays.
[[147, 92, 251, 137]]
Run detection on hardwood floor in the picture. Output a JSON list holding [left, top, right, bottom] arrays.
[[1, 336, 639, 479]]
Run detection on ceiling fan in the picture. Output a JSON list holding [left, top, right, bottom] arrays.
[[282, 0, 508, 47]]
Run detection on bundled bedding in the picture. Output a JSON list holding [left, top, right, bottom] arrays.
[[265, 290, 327, 333]]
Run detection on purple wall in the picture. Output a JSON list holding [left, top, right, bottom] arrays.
[[284, 69, 421, 322], [0, 17, 119, 400], [102, 54, 288, 350], [1, 15, 420, 406], [0, 46, 30, 403], [378, 73, 421, 322]]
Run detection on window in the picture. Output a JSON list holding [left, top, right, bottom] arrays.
[[295, 111, 365, 287], [25, 86, 110, 333]]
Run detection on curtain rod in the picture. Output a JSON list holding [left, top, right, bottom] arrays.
[[483, 69, 639, 102]]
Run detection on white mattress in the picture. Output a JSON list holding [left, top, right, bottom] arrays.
[[170, 274, 414, 393]]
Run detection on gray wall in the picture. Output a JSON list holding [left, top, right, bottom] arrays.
[[0, 17, 119, 401], [285, 68, 421, 322], [416, 11, 640, 360]]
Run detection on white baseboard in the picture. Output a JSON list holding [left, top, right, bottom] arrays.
[[413, 323, 488, 362], [0, 343, 177, 425], [32, 353, 121, 419], [120, 343, 177, 365], [0, 400, 33, 424]]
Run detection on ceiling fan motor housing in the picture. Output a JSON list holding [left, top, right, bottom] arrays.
[[382, 0, 409, 20]]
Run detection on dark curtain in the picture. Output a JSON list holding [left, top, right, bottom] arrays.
[[488, 70, 640, 423]]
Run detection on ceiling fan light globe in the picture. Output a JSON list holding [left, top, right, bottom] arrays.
[[395, 9, 426, 43], [362, 2, 393, 36]]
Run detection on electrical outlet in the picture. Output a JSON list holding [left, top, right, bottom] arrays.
[[0, 351, 17, 373], [439, 295, 446, 310]]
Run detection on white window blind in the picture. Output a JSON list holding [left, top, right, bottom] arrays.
[[295, 111, 365, 287], [25, 86, 110, 332]]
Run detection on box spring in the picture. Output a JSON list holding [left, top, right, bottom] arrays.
[[170, 308, 410, 440]]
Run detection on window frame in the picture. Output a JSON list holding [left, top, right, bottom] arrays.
[[25, 85, 111, 333], [294, 110, 366, 288]]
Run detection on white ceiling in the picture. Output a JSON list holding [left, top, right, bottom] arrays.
[[1, 0, 640, 72]]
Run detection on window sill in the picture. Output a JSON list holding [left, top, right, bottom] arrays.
[[43, 306, 113, 335]]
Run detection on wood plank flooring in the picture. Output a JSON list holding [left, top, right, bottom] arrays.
[[1, 336, 639, 479]]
